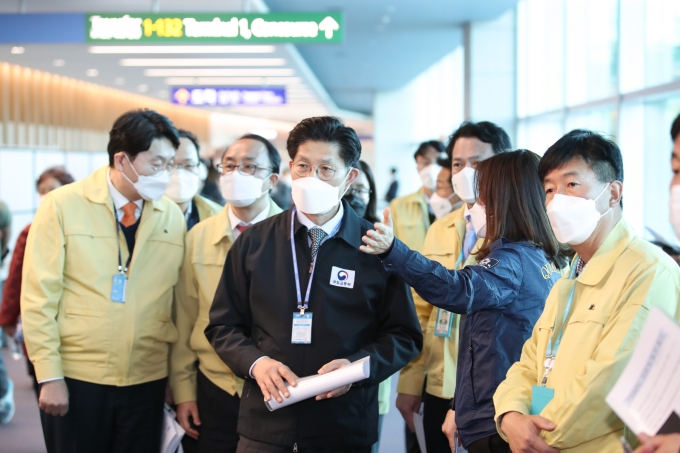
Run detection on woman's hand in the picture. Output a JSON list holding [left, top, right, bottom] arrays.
[[360, 208, 395, 255]]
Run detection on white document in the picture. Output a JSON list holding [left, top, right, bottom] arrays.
[[606, 307, 680, 436], [412, 406, 427, 453], [161, 404, 186, 453], [265, 356, 370, 411]]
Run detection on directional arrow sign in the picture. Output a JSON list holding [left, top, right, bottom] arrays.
[[318, 16, 339, 39]]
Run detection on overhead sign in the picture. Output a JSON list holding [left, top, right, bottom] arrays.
[[171, 87, 286, 107], [87, 13, 342, 43]]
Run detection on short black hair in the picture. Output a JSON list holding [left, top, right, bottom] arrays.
[[239, 133, 281, 174], [107, 109, 180, 166], [178, 129, 200, 159], [445, 121, 511, 160], [538, 129, 624, 207], [414, 140, 445, 161], [287, 116, 361, 168], [436, 156, 452, 168], [671, 113, 680, 142]]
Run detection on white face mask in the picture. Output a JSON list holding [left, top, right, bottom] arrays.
[[546, 184, 612, 245], [291, 170, 352, 215], [220, 171, 268, 208], [121, 154, 170, 201], [418, 164, 442, 191], [165, 168, 200, 203], [670, 185, 680, 239], [451, 167, 477, 204], [468, 202, 488, 238], [429, 192, 454, 219]]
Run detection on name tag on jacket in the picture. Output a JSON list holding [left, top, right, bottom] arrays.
[[330, 266, 355, 288]]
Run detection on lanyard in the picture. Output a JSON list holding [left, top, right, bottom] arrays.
[[112, 203, 139, 275], [290, 207, 342, 315], [541, 260, 579, 386]]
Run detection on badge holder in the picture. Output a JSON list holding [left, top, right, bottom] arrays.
[[434, 309, 453, 338]]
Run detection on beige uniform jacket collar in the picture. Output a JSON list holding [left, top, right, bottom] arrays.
[[209, 200, 283, 246], [575, 218, 635, 287]]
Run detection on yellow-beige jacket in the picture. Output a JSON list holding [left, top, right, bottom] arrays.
[[398, 206, 483, 399], [193, 194, 222, 222], [170, 201, 282, 403], [21, 166, 186, 386], [494, 219, 680, 453], [390, 187, 431, 252]]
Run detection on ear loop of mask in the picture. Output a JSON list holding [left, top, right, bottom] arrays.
[[594, 182, 613, 218]]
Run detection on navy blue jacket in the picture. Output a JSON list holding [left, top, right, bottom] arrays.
[[383, 237, 561, 447]]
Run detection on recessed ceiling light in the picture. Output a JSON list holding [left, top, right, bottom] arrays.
[[381, 15, 391, 24], [120, 58, 286, 67], [137, 84, 149, 93], [114, 77, 125, 85], [53, 59, 65, 67], [89, 45, 276, 54], [145, 68, 294, 77], [386, 5, 396, 12], [10, 46, 24, 54], [86, 69, 99, 77]]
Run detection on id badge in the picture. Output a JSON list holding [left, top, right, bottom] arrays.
[[530, 385, 554, 415], [111, 274, 128, 303], [434, 308, 453, 337], [291, 313, 313, 344]]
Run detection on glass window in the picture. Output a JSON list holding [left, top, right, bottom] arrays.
[[517, 0, 565, 117], [620, 0, 680, 93], [565, 105, 618, 139], [517, 113, 565, 155], [565, 0, 619, 105]]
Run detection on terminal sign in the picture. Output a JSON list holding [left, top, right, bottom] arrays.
[[171, 87, 286, 107], [87, 13, 342, 43]]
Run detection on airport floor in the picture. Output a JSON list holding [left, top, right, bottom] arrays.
[[0, 348, 406, 453]]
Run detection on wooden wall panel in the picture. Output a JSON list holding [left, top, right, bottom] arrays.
[[0, 61, 211, 150]]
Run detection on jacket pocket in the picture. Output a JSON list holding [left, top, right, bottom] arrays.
[[58, 305, 110, 365]]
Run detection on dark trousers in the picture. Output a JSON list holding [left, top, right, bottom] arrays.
[[466, 434, 510, 453], [423, 392, 453, 453], [195, 369, 241, 453], [40, 377, 166, 453], [236, 436, 371, 453]]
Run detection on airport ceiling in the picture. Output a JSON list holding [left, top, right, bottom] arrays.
[[0, 0, 517, 121]]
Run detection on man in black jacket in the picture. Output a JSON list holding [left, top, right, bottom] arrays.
[[206, 116, 422, 453]]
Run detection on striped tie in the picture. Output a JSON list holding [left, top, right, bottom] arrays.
[[308, 228, 327, 265]]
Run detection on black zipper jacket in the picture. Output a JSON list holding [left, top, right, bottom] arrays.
[[206, 201, 423, 449]]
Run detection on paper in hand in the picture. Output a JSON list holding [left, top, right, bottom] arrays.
[[606, 307, 680, 436], [265, 356, 370, 411]]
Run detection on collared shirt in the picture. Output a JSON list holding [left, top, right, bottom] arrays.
[[296, 202, 344, 246], [106, 169, 143, 221], [184, 200, 193, 222], [228, 200, 271, 240]]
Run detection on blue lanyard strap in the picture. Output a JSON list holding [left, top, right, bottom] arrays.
[[112, 202, 142, 275], [290, 207, 342, 314], [541, 259, 579, 385]]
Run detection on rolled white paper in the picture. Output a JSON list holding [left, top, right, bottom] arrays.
[[265, 356, 371, 411]]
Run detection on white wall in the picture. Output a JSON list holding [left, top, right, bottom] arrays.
[[373, 47, 465, 203], [0, 147, 108, 278]]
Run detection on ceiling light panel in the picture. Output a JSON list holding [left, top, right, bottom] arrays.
[[89, 45, 276, 54], [120, 58, 286, 67], [145, 68, 294, 77], [164, 76, 302, 86]]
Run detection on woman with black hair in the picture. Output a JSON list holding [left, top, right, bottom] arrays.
[[361, 150, 567, 453], [344, 160, 379, 223]]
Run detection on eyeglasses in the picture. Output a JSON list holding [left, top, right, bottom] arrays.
[[173, 162, 201, 174], [292, 161, 346, 181], [216, 163, 273, 176], [149, 162, 176, 173], [348, 187, 371, 198]]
